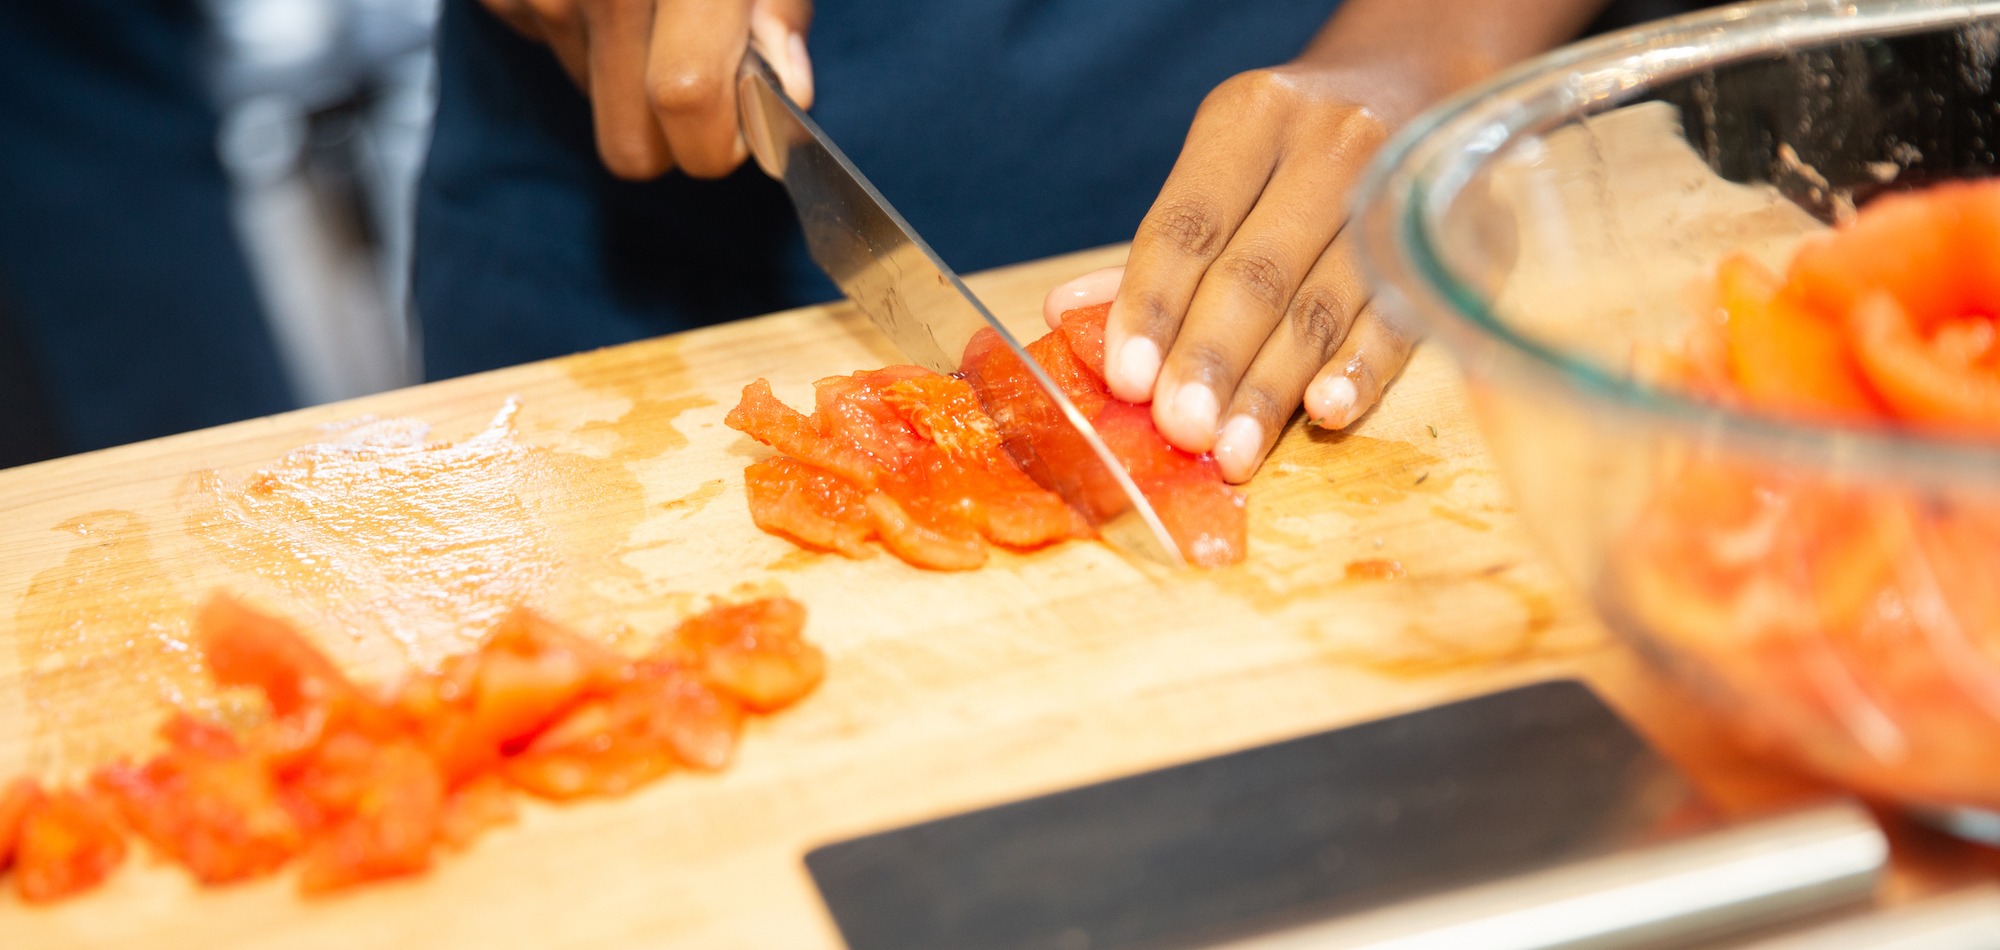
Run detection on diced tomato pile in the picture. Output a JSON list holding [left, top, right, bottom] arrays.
[[0, 594, 822, 902], [1627, 179, 2000, 809], [726, 303, 1247, 569]]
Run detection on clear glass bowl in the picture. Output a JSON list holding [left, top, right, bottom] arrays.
[[1356, 0, 2000, 836]]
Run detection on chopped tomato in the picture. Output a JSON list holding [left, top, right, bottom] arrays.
[[93, 740, 303, 884], [0, 777, 42, 872], [504, 668, 743, 799], [397, 609, 630, 783], [13, 788, 126, 903], [671, 597, 825, 712], [295, 738, 444, 893], [196, 595, 395, 739], [435, 774, 517, 852]]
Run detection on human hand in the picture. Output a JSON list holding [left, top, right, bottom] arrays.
[[478, 0, 814, 180], [1052, 62, 1433, 485]]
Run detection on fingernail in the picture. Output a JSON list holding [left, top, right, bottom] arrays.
[[1170, 382, 1220, 433], [785, 32, 815, 107], [1213, 414, 1264, 478], [1111, 336, 1161, 400], [1310, 376, 1359, 428]]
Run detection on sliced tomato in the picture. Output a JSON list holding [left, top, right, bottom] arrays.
[[1848, 293, 2000, 436], [1091, 402, 1248, 567], [810, 367, 933, 469], [13, 787, 126, 903], [864, 491, 988, 570], [1789, 184, 1976, 328], [1714, 253, 1880, 420], [1058, 303, 1112, 381], [724, 379, 879, 487], [670, 597, 824, 712], [882, 375, 1004, 458], [295, 737, 444, 893], [742, 457, 875, 558]]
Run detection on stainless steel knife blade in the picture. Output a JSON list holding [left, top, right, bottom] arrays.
[[736, 49, 1185, 566]]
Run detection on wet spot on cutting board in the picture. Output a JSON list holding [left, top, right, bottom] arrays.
[[1307, 570, 1597, 678], [563, 339, 715, 463], [11, 511, 207, 772], [660, 480, 727, 516], [765, 549, 828, 572], [184, 400, 648, 675]]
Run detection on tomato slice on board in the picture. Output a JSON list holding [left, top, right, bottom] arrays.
[[742, 456, 876, 558], [1714, 253, 1880, 420], [12, 787, 126, 903], [725, 379, 880, 487]]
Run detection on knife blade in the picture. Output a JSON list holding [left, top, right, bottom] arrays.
[[736, 49, 1185, 566]]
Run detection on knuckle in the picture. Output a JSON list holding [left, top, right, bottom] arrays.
[[1326, 106, 1390, 154], [1234, 383, 1286, 426], [521, 0, 572, 23], [1209, 68, 1295, 114], [1216, 248, 1292, 310], [648, 65, 725, 114], [1288, 288, 1354, 357], [1175, 339, 1235, 385], [1142, 201, 1223, 258]]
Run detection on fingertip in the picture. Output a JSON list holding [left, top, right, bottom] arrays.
[[1306, 374, 1360, 429], [1042, 266, 1125, 329], [1155, 381, 1221, 453], [1212, 414, 1265, 483], [784, 32, 815, 109], [1107, 336, 1161, 403]]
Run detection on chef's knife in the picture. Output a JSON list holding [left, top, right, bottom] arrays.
[[736, 49, 1185, 567]]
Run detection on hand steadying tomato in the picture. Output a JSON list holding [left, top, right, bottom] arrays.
[[1048, 0, 1612, 482]]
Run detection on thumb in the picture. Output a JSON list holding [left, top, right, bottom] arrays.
[[750, 0, 815, 110]]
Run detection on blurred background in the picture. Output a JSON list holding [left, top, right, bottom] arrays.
[[0, 0, 1701, 472], [208, 0, 436, 403]]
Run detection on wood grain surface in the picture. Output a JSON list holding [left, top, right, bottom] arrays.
[[0, 245, 1988, 948]]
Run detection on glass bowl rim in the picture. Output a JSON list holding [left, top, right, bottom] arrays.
[[1355, 0, 2000, 483]]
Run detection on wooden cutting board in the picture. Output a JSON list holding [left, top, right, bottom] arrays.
[[0, 245, 1981, 947]]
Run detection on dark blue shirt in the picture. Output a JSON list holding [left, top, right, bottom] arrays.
[[414, 0, 1342, 379]]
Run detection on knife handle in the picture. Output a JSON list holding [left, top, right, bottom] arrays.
[[738, 45, 791, 180]]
